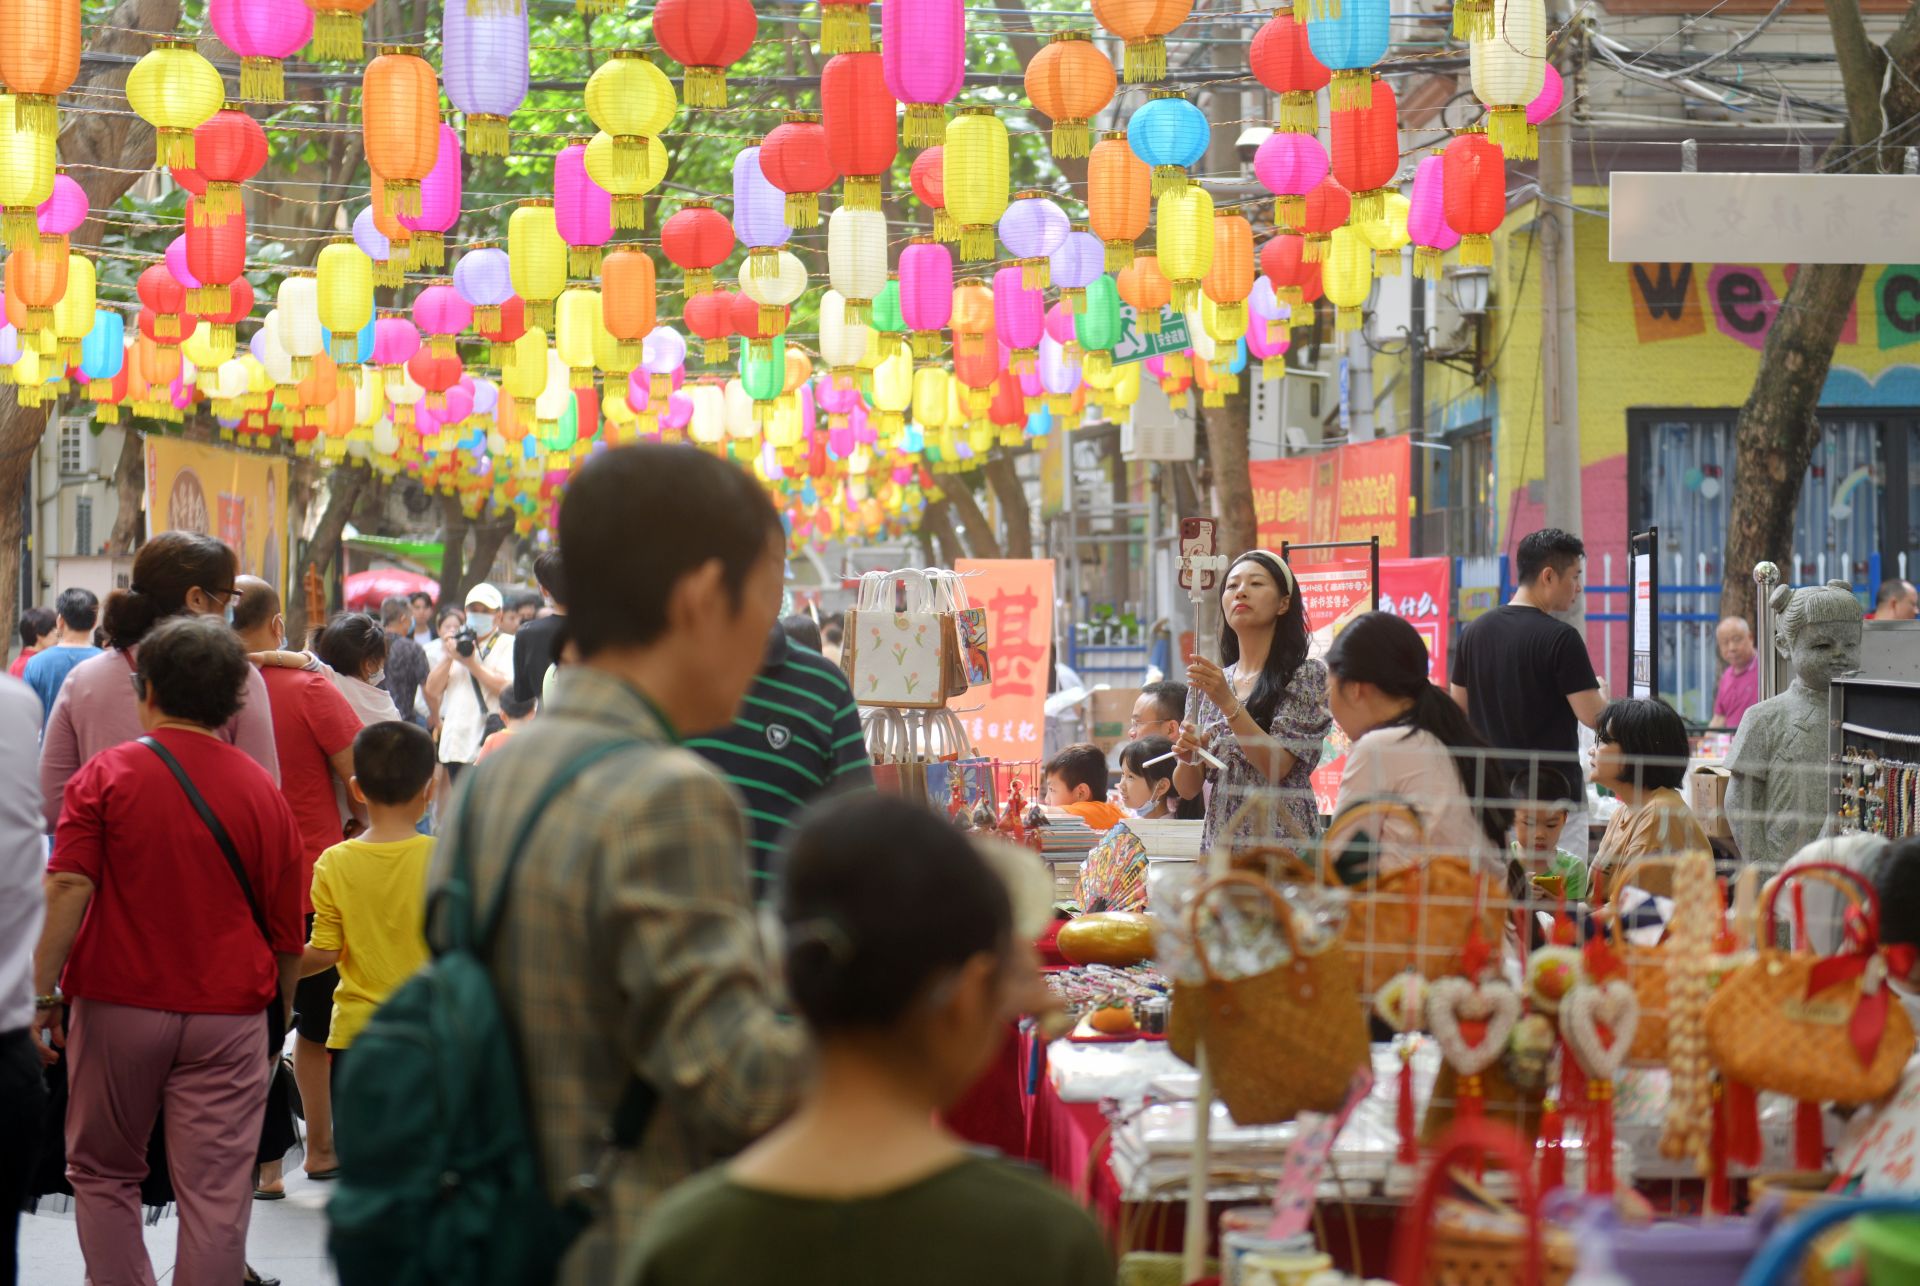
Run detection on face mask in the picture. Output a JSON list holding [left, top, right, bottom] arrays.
[[368, 670, 385, 687], [224, 602, 237, 627], [468, 612, 494, 636]]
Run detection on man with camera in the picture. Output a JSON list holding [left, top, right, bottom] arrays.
[[425, 583, 517, 783]]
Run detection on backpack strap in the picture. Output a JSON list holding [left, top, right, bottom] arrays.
[[139, 735, 272, 947]]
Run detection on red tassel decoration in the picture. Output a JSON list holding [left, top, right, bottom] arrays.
[[1795, 1100, 1826, 1171], [1725, 1078, 1763, 1167], [1588, 1080, 1616, 1195], [1709, 1080, 1732, 1215], [1538, 1097, 1566, 1192], [1396, 1044, 1419, 1164], [1559, 1037, 1590, 1126]]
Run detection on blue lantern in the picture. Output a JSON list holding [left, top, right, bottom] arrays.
[[1027, 403, 1054, 438], [1127, 94, 1210, 196], [321, 319, 376, 365], [80, 310, 126, 381], [1308, 0, 1390, 110]]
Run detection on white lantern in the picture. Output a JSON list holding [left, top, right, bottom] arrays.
[[257, 310, 296, 386], [817, 290, 869, 376], [736, 250, 807, 332], [723, 376, 756, 438], [355, 369, 386, 425], [688, 381, 727, 443], [827, 206, 887, 322], [533, 350, 570, 423], [276, 276, 323, 373], [1471, 0, 1547, 159]]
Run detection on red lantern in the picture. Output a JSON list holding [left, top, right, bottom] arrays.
[[477, 294, 525, 366], [1298, 177, 1350, 263], [1442, 130, 1504, 267], [173, 106, 267, 225], [184, 197, 246, 315], [685, 287, 737, 365], [729, 289, 787, 359], [1260, 233, 1323, 310], [910, 146, 955, 242], [203, 275, 254, 350], [652, 0, 757, 109], [821, 52, 896, 212], [660, 200, 735, 296], [137, 262, 189, 342], [759, 114, 838, 229], [1330, 77, 1398, 225], [1249, 8, 1329, 134], [407, 347, 463, 407]]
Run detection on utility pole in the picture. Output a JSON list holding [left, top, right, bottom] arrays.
[[1538, 10, 1584, 628]]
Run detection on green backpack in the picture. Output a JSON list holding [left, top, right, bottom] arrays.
[[327, 738, 655, 1286]]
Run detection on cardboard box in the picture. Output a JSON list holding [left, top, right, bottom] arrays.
[[1089, 686, 1140, 755], [1689, 765, 1733, 841]]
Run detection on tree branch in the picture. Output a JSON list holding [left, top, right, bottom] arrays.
[[935, 473, 1002, 559], [984, 455, 1034, 558]]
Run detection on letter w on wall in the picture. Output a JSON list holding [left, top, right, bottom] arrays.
[[1629, 263, 1705, 343]]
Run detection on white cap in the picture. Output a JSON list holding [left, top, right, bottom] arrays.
[[464, 583, 504, 611]]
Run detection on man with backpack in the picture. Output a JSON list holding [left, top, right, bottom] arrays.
[[329, 445, 808, 1285]]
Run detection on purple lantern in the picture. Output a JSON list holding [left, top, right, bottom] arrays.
[[0, 325, 20, 365], [554, 141, 613, 275], [997, 195, 1069, 288], [469, 376, 499, 417], [352, 206, 392, 263], [992, 266, 1043, 368], [1249, 276, 1292, 326], [1254, 132, 1329, 231], [399, 125, 463, 267], [1038, 334, 1080, 404], [1050, 230, 1104, 311], [443, 0, 530, 157], [37, 175, 88, 236], [732, 146, 791, 265], [454, 246, 515, 331]]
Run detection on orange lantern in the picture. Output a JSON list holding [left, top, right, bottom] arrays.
[[1117, 253, 1171, 335], [0, 0, 82, 138], [601, 247, 657, 368], [950, 278, 994, 357], [1024, 30, 1116, 160], [306, 0, 378, 62], [363, 47, 441, 219], [1088, 131, 1151, 272], [4, 232, 64, 331], [1202, 211, 1255, 333], [1092, 0, 1192, 84]]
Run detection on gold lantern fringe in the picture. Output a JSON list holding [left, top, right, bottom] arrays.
[[1276, 285, 1303, 309], [749, 246, 782, 279], [1274, 195, 1306, 229], [933, 208, 960, 243], [525, 299, 555, 328], [1335, 304, 1361, 331], [426, 389, 446, 411], [1487, 107, 1538, 160], [845, 297, 871, 325], [88, 379, 110, 401], [432, 335, 457, 358], [682, 268, 713, 297], [1020, 258, 1050, 290], [613, 194, 647, 229], [1279, 92, 1319, 134], [1350, 188, 1386, 225], [1009, 347, 1036, 373], [4, 208, 40, 251], [843, 175, 882, 211], [381, 178, 422, 219], [411, 231, 445, 268], [374, 257, 406, 289], [784, 192, 820, 229], [474, 304, 501, 330], [1051, 119, 1090, 159], [1042, 394, 1068, 416], [188, 284, 230, 315], [819, 4, 872, 54], [965, 386, 990, 414], [753, 398, 776, 425], [1457, 232, 1492, 267], [1306, 0, 1340, 18], [384, 365, 408, 394], [210, 322, 236, 350], [1137, 306, 1161, 335], [13, 94, 56, 138], [1452, 0, 1494, 41], [1122, 36, 1167, 84], [31, 325, 53, 351], [959, 224, 995, 263], [911, 330, 943, 359], [239, 57, 284, 103], [1170, 279, 1199, 312], [1213, 300, 1246, 334], [1330, 69, 1371, 113], [1151, 166, 1186, 197], [1202, 386, 1224, 408], [758, 304, 785, 331], [155, 128, 196, 170], [331, 334, 360, 362], [568, 246, 602, 276], [903, 104, 947, 149], [1104, 239, 1134, 272], [1083, 350, 1112, 380], [489, 341, 513, 366], [310, 12, 366, 62], [1263, 356, 1287, 380], [702, 338, 730, 364], [97, 401, 121, 423], [199, 182, 243, 222], [612, 135, 648, 183], [290, 355, 313, 380], [578, 0, 619, 14], [467, 0, 525, 16], [1303, 233, 1330, 262], [466, 114, 511, 157], [1065, 286, 1087, 314], [1373, 249, 1402, 277], [684, 66, 728, 110]]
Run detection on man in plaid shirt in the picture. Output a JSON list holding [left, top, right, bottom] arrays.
[[432, 445, 808, 1284]]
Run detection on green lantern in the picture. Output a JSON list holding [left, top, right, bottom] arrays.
[[870, 278, 904, 334], [538, 390, 579, 451], [739, 338, 786, 403], [1076, 274, 1122, 378]]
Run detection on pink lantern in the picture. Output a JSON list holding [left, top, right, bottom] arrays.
[[1245, 302, 1290, 378], [209, 0, 312, 102], [399, 124, 463, 269], [554, 140, 612, 276], [992, 266, 1044, 371], [37, 174, 88, 236], [1044, 300, 1075, 345], [442, 379, 475, 423], [898, 239, 953, 358], [164, 235, 201, 290], [373, 314, 422, 390], [1527, 64, 1563, 126], [661, 390, 694, 431], [881, 0, 964, 147], [1253, 132, 1329, 231], [413, 282, 473, 358], [1406, 153, 1460, 280], [627, 366, 652, 415]]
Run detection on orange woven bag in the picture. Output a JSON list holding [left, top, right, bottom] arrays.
[[1608, 853, 1723, 1067], [1704, 860, 1915, 1106]]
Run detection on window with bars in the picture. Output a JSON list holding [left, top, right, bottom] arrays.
[[74, 496, 92, 556], [57, 419, 92, 477]]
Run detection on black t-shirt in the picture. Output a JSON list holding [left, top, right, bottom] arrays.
[[511, 613, 567, 705], [1449, 604, 1598, 792]]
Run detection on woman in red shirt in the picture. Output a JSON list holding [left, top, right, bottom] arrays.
[[31, 616, 306, 1286]]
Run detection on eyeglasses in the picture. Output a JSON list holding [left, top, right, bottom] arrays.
[[129, 673, 147, 701], [201, 585, 237, 602]]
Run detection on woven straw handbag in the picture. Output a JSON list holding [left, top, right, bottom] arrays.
[[1607, 853, 1724, 1066], [1167, 872, 1369, 1125], [1704, 860, 1915, 1106], [1390, 1119, 1572, 1286]]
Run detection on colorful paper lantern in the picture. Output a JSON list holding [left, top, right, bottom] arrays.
[[760, 114, 838, 230], [737, 250, 807, 335], [600, 248, 656, 370], [653, 0, 757, 109], [992, 266, 1045, 371], [1128, 92, 1209, 196], [1156, 183, 1213, 313], [1529, 64, 1565, 126], [1329, 76, 1399, 224], [1471, 0, 1548, 159], [1250, 8, 1330, 134], [1088, 132, 1150, 272], [583, 129, 669, 229], [944, 108, 1009, 263], [585, 52, 677, 185], [729, 289, 786, 360], [305, 0, 377, 61], [1307, 0, 1389, 111], [363, 47, 441, 218], [1357, 191, 1411, 276], [1442, 131, 1504, 266], [1052, 229, 1105, 313], [1093, 0, 1193, 84], [508, 199, 566, 328], [998, 193, 1070, 290], [828, 206, 888, 324], [1117, 253, 1171, 334], [872, 278, 905, 335], [909, 147, 955, 243], [0, 97, 55, 249], [210, 0, 312, 102], [1299, 176, 1351, 262], [1323, 224, 1372, 331], [685, 287, 737, 364], [822, 52, 897, 212], [819, 291, 872, 378], [399, 124, 461, 269], [183, 107, 268, 225], [883, 0, 964, 147], [898, 238, 954, 359], [818, 0, 873, 55], [1203, 212, 1255, 335], [317, 238, 374, 363], [733, 144, 792, 281], [443, 1, 528, 156], [554, 288, 600, 379], [661, 201, 735, 297], [1260, 233, 1321, 310], [453, 244, 513, 330], [127, 41, 224, 170], [1252, 131, 1328, 232], [4, 233, 64, 331], [35, 172, 85, 240], [184, 197, 245, 315], [0, 0, 82, 137], [1075, 274, 1122, 377], [1025, 30, 1115, 159], [412, 280, 472, 359], [1406, 152, 1461, 280], [555, 139, 612, 276]]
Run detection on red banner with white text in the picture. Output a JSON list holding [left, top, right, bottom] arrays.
[[1249, 436, 1413, 565]]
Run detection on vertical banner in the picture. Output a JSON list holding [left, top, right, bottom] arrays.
[[1249, 436, 1414, 564], [953, 559, 1055, 764], [1629, 527, 1658, 700], [145, 438, 289, 596], [1249, 457, 1315, 551]]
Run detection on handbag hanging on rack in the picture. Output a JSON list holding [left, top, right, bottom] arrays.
[[845, 569, 959, 710]]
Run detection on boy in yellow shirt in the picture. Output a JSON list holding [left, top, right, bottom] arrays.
[[301, 720, 437, 1093]]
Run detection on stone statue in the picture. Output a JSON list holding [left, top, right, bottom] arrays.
[[1726, 580, 1862, 872]]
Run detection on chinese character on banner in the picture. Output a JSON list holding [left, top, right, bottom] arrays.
[[954, 560, 1055, 763]]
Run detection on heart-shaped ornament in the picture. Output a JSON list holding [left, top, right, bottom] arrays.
[[1426, 976, 1522, 1077], [1560, 979, 1639, 1081]]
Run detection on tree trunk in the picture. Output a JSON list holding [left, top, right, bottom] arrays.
[[936, 475, 1001, 560], [288, 465, 369, 643], [984, 455, 1033, 558], [461, 513, 517, 601], [106, 433, 145, 554], [435, 496, 470, 610], [1200, 387, 1258, 555], [1721, 0, 1920, 624], [0, 0, 183, 625], [922, 500, 963, 566]]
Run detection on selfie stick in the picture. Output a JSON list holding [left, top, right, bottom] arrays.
[[1145, 528, 1229, 772]]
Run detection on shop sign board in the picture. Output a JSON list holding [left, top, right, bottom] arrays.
[[952, 559, 1054, 763]]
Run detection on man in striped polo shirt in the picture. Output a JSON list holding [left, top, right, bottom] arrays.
[[687, 624, 872, 895]]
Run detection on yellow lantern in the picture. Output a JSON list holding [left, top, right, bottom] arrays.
[[51, 250, 94, 364], [584, 130, 670, 230], [183, 318, 235, 371], [533, 349, 571, 430], [316, 240, 373, 366], [1155, 184, 1214, 313], [502, 327, 550, 411], [555, 287, 602, 380], [126, 40, 223, 169], [0, 93, 57, 249], [1323, 224, 1373, 332], [1357, 191, 1411, 277], [943, 107, 1009, 263], [913, 365, 951, 429], [871, 338, 913, 435], [509, 200, 566, 328], [584, 52, 678, 184]]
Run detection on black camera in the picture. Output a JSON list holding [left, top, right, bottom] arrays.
[[453, 626, 478, 658]]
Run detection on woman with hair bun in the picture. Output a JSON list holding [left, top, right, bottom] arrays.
[[38, 532, 280, 830]]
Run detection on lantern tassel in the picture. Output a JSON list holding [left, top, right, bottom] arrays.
[[189, 284, 231, 315], [1457, 232, 1492, 267], [431, 335, 457, 358], [1021, 259, 1049, 291], [1414, 245, 1444, 279], [239, 57, 283, 103], [843, 175, 882, 212], [1202, 386, 1225, 408], [845, 298, 871, 326], [331, 335, 359, 363], [202, 182, 242, 222], [1303, 233, 1331, 263], [1082, 350, 1111, 380], [1138, 307, 1161, 335], [490, 342, 513, 367], [1151, 166, 1186, 198], [613, 194, 647, 230], [1065, 286, 1087, 314], [903, 105, 947, 149], [381, 178, 422, 220], [309, 12, 366, 62], [819, 3, 872, 54], [1330, 70, 1372, 113], [759, 304, 785, 332], [750, 337, 773, 360], [3, 209, 40, 252], [14, 94, 57, 138], [1273, 195, 1305, 230], [911, 330, 943, 360], [1104, 239, 1134, 272], [155, 128, 195, 170], [411, 231, 446, 269], [1453, 0, 1495, 41], [1374, 249, 1402, 277], [97, 402, 121, 423], [1214, 300, 1245, 333], [1488, 107, 1539, 161], [1051, 119, 1090, 159], [1351, 189, 1386, 226], [211, 323, 235, 351], [1335, 303, 1362, 332], [933, 208, 960, 243], [1280, 92, 1319, 135], [682, 268, 713, 297], [1263, 355, 1286, 380], [1170, 280, 1199, 313], [525, 299, 554, 328], [374, 257, 406, 289], [1121, 36, 1166, 85], [474, 304, 501, 331], [784, 192, 820, 230], [749, 247, 781, 279], [959, 225, 995, 263], [577, 0, 619, 13], [684, 66, 728, 110], [568, 246, 602, 277], [703, 338, 730, 364], [466, 114, 511, 157]]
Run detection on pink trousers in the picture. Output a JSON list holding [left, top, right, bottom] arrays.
[[65, 999, 270, 1286]]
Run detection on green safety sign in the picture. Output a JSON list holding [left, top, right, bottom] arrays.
[[1112, 304, 1192, 366]]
